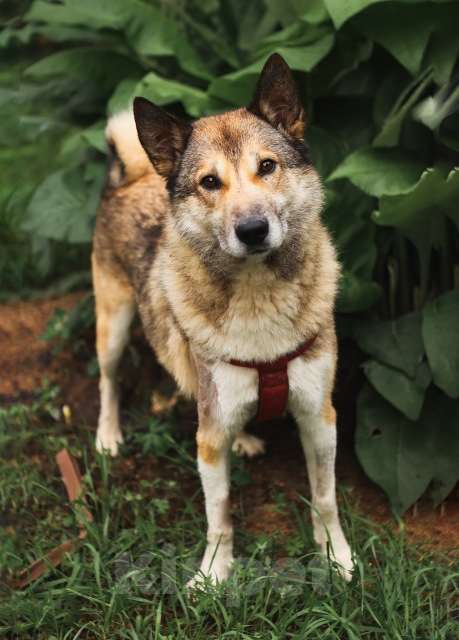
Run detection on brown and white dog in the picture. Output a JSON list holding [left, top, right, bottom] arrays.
[[92, 53, 353, 585]]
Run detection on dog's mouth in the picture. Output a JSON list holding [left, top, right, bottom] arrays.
[[221, 237, 274, 259], [247, 246, 270, 255]]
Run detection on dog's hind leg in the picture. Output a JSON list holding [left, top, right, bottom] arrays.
[[92, 254, 135, 456], [232, 431, 265, 458]]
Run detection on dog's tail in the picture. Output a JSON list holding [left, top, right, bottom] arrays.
[[105, 109, 152, 188]]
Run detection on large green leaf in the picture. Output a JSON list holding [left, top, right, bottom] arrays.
[[355, 384, 433, 515], [107, 72, 228, 118], [374, 168, 459, 286], [310, 35, 373, 98], [325, 183, 380, 313], [356, 384, 459, 514], [308, 126, 346, 178], [253, 21, 331, 58], [179, 5, 240, 68], [323, 0, 388, 28], [208, 58, 264, 106], [108, 77, 142, 115], [328, 148, 424, 197], [26, 0, 134, 29], [21, 24, 113, 45], [127, 5, 212, 80], [354, 312, 424, 378], [363, 360, 429, 420], [60, 122, 107, 159], [209, 30, 334, 104], [257, 34, 335, 73], [422, 290, 459, 399], [26, 0, 212, 80], [422, 388, 459, 506], [337, 273, 380, 313], [356, 5, 436, 76], [235, 0, 285, 51], [297, 0, 331, 24], [323, 0, 453, 30], [25, 48, 141, 96], [357, 312, 430, 419], [0, 142, 56, 227], [425, 22, 459, 85], [373, 68, 433, 148], [134, 73, 226, 117], [22, 164, 104, 244]]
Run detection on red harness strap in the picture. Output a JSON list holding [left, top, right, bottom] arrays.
[[229, 335, 317, 422]]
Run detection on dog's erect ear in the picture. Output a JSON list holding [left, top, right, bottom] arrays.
[[249, 53, 305, 139], [133, 97, 192, 178]]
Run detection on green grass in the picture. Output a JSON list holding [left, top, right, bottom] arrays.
[[1, 387, 459, 639]]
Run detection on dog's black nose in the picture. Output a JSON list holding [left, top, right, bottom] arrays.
[[235, 217, 269, 246]]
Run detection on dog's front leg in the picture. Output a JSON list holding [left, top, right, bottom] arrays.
[[188, 360, 258, 588], [188, 363, 236, 587], [302, 412, 353, 580], [295, 405, 353, 581], [192, 428, 233, 586], [289, 356, 353, 581]]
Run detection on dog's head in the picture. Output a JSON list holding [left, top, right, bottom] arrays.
[[134, 54, 323, 263]]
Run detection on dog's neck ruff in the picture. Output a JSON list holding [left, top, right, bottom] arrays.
[[228, 335, 317, 421]]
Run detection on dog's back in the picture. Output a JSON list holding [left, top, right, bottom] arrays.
[[93, 110, 168, 296]]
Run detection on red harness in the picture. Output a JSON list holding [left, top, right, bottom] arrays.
[[229, 335, 317, 422]]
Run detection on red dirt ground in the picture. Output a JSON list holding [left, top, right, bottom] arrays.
[[1, 293, 458, 555]]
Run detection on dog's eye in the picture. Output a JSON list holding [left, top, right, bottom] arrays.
[[200, 175, 222, 191], [258, 159, 277, 176]]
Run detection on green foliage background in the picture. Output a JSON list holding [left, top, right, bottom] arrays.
[[1, 0, 459, 514]]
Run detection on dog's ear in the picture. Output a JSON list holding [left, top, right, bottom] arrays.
[[133, 97, 192, 178], [249, 53, 305, 140]]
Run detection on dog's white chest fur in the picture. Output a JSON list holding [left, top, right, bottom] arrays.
[[220, 270, 303, 360], [212, 351, 333, 432]]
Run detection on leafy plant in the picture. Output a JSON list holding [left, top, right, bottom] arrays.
[[1, 0, 459, 513], [41, 293, 95, 352]]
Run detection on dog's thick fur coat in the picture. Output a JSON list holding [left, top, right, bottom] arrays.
[[92, 54, 353, 584]]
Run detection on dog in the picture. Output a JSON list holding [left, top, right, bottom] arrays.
[[92, 53, 353, 585]]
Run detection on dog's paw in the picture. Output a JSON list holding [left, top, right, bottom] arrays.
[[186, 563, 232, 592], [187, 544, 234, 592], [232, 433, 265, 458], [329, 542, 354, 583], [186, 573, 212, 593], [334, 547, 354, 582], [95, 429, 123, 456]]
